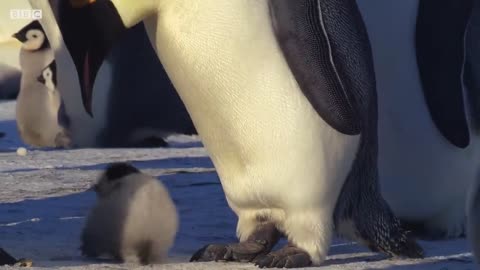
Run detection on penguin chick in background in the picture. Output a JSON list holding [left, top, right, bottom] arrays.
[[81, 163, 178, 265], [13, 21, 65, 147], [36, 61, 72, 148]]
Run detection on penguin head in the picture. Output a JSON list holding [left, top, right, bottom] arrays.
[[93, 162, 140, 197], [13, 20, 50, 51], [37, 60, 57, 91], [57, 0, 128, 117]]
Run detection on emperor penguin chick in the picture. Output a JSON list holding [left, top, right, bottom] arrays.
[[14, 21, 62, 147], [81, 163, 178, 264]]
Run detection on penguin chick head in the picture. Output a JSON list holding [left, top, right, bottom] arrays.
[[12, 20, 49, 51], [93, 162, 139, 198], [37, 60, 57, 91]]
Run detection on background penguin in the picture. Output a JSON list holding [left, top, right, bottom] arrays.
[[81, 163, 178, 265], [60, 0, 423, 267], [13, 20, 65, 147], [466, 0, 480, 265], [36, 60, 72, 148], [27, 0, 195, 148], [357, 0, 480, 239]]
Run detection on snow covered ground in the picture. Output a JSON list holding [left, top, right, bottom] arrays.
[[0, 100, 476, 269]]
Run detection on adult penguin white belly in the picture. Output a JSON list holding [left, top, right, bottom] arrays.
[[28, 0, 195, 148], [357, 0, 480, 239], [62, 0, 423, 267]]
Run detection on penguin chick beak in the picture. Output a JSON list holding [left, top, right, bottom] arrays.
[[12, 32, 26, 43], [36, 74, 45, 85], [59, 0, 127, 117]]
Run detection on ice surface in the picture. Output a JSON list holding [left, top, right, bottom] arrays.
[[0, 100, 476, 269]]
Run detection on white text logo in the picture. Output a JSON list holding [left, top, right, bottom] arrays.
[[10, 9, 42, 20]]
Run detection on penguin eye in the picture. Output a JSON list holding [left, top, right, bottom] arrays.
[[26, 30, 43, 41]]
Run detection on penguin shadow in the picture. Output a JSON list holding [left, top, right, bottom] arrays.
[[379, 256, 475, 270], [166, 140, 204, 149], [323, 238, 475, 269], [323, 241, 387, 266]]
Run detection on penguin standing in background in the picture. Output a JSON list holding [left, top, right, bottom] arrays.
[[357, 0, 480, 240], [36, 60, 72, 148], [56, 0, 423, 267], [13, 20, 66, 148]]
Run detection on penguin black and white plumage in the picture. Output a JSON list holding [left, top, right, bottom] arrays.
[[357, 0, 480, 240], [13, 20, 53, 78], [13, 21, 66, 147], [81, 163, 178, 264], [36, 60, 72, 148], [57, 0, 423, 267], [27, 0, 195, 148], [37, 60, 56, 92]]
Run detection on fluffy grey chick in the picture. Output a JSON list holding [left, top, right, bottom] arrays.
[[81, 163, 178, 264]]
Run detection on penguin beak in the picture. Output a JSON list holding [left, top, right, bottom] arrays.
[[59, 0, 127, 117], [12, 32, 26, 43], [36, 74, 45, 85]]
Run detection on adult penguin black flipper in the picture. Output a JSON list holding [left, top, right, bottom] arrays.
[[416, 0, 473, 148], [269, 0, 423, 259]]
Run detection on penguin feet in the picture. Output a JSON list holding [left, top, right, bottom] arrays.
[[54, 131, 72, 149], [190, 222, 280, 263], [254, 244, 312, 268]]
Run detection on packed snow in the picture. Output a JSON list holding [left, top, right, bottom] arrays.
[[0, 100, 476, 269]]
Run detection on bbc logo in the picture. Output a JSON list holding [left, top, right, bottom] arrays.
[[10, 9, 42, 20]]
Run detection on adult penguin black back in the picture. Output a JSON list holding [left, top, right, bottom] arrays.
[[59, 0, 422, 267]]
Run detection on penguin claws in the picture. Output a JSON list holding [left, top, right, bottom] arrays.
[[365, 229, 425, 260], [392, 237, 424, 259], [190, 241, 268, 263], [253, 245, 312, 268]]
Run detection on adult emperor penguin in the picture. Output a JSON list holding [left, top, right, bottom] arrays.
[[13, 20, 65, 147], [59, 0, 423, 267], [357, 0, 480, 239]]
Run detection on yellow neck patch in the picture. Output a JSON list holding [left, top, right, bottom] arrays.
[[69, 0, 97, 8]]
